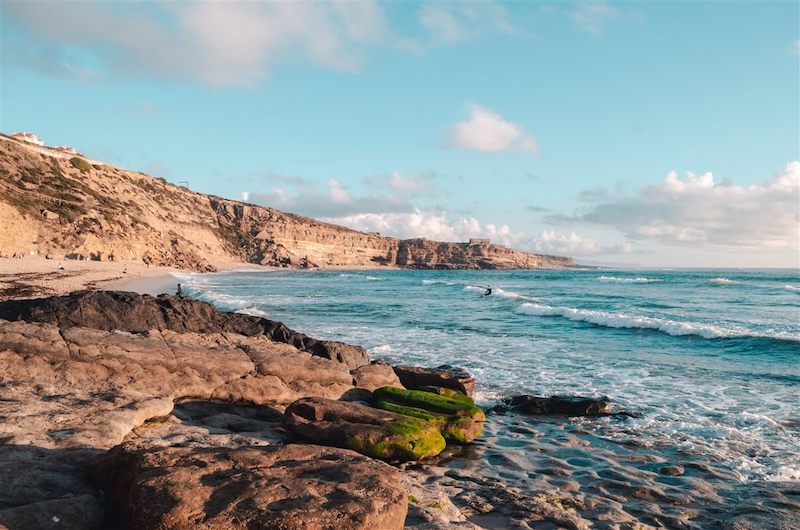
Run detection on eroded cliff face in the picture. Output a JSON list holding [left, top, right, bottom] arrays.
[[0, 135, 572, 271]]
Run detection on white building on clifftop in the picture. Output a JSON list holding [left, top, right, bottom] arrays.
[[10, 132, 44, 146]]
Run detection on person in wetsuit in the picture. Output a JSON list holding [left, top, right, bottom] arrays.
[[484, 286, 492, 296]]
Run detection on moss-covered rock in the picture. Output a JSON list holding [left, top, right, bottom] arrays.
[[373, 386, 485, 443], [284, 397, 445, 461]]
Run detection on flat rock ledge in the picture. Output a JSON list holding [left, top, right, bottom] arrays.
[[88, 442, 407, 530], [0, 290, 369, 369]]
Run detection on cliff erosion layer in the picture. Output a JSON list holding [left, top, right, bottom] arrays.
[[0, 135, 572, 271]]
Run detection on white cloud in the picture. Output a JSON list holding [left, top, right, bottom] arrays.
[[387, 171, 434, 194], [4, 1, 390, 87], [321, 209, 521, 246], [244, 171, 437, 218], [450, 103, 539, 155], [548, 162, 800, 251], [418, 2, 515, 44], [531, 231, 602, 255], [569, 1, 639, 36]]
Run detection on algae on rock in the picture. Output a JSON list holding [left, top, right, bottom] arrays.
[[373, 386, 485, 443]]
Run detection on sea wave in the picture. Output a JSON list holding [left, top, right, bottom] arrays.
[[784, 285, 800, 292], [515, 302, 799, 342], [709, 277, 741, 286], [598, 275, 663, 284], [422, 279, 458, 286]]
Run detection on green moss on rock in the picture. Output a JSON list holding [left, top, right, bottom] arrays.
[[342, 416, 446, 461], [373, 386, 485, 443]]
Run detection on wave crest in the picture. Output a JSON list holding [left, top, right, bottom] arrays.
[[598, 275, 663, 284], [515, 303, 799, 342]]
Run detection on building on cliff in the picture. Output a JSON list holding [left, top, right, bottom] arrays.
[[10, 132, 44, 146], [468, 238, 490, 246]]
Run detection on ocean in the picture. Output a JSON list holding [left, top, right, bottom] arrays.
[[176, 268, 800, 527]]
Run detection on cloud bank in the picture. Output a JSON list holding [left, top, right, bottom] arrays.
[[4, 1, 390, 87], [549, 162, 800, 251]]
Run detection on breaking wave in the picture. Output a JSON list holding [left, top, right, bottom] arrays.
[[598, 275, 663, 284], [709, 277, 741, 286], [515, 302, 799, 342]]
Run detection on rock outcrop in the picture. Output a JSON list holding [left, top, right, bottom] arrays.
[[284, 397, 447, 461], [0, 134, 573, 270], [393, 364, 476, 397], [88, 442, 408, 530], [373, 386, 485, 443], [0, 290, 370, 368]]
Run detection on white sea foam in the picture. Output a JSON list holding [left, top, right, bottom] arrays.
[[598, 275, 663, 284], [784, 284, 800, 292], [515, 302, 800, 341], [709, 277, 741, 286], [422, 279, 458, 285]]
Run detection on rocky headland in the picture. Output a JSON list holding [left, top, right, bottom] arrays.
[[0, 134, 572, 272]]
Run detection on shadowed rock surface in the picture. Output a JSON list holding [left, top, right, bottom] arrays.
[[0, 290, 369, 368], [88, 442, 408, 530], [393, 364, 476, 397], [284, 397, 446, 462]]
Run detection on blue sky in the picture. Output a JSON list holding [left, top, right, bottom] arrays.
[[2, 1, 798, 267]]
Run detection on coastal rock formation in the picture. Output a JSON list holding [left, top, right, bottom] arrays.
[[352, 361, 404, 391], [373, 386, 485, 443], [494, 395, 612, 416], [0, 312, 408, 528], [393, 364, 476, 397], [0, 290, 370, 368], [284, 397, 446, 461], [88, 442, 408, 530], [0, 134, 573, 271]]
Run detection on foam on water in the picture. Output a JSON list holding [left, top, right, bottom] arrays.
[[784, 284, 800, 291], [709, 277, 741, 286], [598, 275, 663, 284]]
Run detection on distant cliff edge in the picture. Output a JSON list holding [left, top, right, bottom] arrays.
[[0, 134, 573, 271]]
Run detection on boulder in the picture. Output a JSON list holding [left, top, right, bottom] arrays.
[[284, 397, 445, 461], [352, 361, 403, 391], [393, 364, 475, 397], [494, 395, 611, 416], [373, 386, 485, 443], [0, 291, 369, 368], [88, 442, 408, 530]]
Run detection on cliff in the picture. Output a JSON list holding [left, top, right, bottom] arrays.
[[0, 134, 573, 271]]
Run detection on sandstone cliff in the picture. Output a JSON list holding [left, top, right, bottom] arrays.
[[0, 134, 573, 271]]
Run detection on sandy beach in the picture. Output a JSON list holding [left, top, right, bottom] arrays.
[[0, 257, 267, 300]]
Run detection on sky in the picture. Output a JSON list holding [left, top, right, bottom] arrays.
[[1, 0, 798, 268]]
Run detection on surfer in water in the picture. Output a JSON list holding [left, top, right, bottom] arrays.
[[484, 286, 492, 296]]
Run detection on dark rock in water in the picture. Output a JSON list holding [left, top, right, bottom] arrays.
[[393, 364, 475, 397], [660, 465, 685, 476], [0, 290, 369, 368], [373, 386, 485, 443], [495, 395, 612, 416], [284, 396, 446, 461], [88, 441, 408, 530]]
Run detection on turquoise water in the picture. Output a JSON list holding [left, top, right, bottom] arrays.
[[177, 268, 800, 485]]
